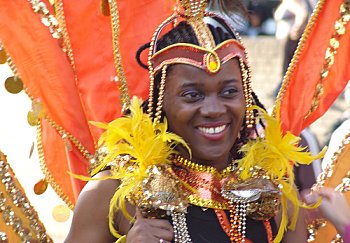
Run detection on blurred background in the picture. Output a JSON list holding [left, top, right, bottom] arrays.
[[0, 0, 348, 242]]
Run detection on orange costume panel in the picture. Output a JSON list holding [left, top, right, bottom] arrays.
[[277, 0, 350, 135], [311, 132, 350, 242], [0, 0, 173, 206]]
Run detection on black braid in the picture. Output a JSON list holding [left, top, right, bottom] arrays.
[[136, 42, 150, 69], [252, 91, 266, 111], [156, 22, 199, 51], [207, 24, 232, 45], [252, 91, 267, 130]]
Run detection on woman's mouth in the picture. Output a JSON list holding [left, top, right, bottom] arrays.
[[198, 124, 227, 134], [197, 124, 229, 140]]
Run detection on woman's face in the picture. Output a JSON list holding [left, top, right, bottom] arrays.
[[163, 59, 246, 170]]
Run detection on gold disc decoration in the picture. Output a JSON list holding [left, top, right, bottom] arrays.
[[0, 48, 6, 64], [33, 178, 48, 195], [4, 76, 23, 94], [27, 111, 40, 126], [100, 0, 110, 16], [52, 204, 71, 222]]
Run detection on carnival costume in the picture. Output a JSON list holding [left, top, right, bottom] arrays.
[[83, 1, 325, 242], [0, 0, 350, 242]]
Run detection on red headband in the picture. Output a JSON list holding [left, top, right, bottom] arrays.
[[151, 39, 247, 73]]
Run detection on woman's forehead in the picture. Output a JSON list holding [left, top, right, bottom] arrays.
[[168, 59, 241, 79]]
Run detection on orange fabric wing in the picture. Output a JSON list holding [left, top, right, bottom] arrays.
[[277, 0, 350, 135], [0, 0, 173, 205]]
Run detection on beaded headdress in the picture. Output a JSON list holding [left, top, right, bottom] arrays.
[[146, 0, 255, 128]]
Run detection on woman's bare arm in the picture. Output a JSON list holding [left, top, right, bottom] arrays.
[[275, 192, 308, 243], [281, 207, 308, 243], [64, 171, 119, 243]]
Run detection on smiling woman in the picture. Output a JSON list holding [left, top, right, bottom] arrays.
[[64, 1, 316, 243]]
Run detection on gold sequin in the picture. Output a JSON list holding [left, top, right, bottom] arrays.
[[100, 0, 110, 16], [316, 83, 324, 96], [33, 179, 48, 195], [335, 21, 346, 35], [325, 54, 335, 66], [320, 69, 329, 80], [330, 38, 340, 49], [52, 204, 71, 222], [4, 76, 23, 94], [27, 111, 40, 126], [0, 47, 6, 64]]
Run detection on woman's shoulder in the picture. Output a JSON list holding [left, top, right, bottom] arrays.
[[65, 170, 134, 242]]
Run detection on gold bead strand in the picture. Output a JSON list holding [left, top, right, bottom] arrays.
[[147, 71, 155, 117], [147, 35, 156, 117], [108, 0, 130, 110], [147, 14, 178, 119], [239, 58, 254, 128], [246, 65, 255, 128], [154, 65, 168, 124]]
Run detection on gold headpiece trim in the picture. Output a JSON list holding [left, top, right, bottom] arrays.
[[151, 39, 247, 74], [179, 0, 215, 48]]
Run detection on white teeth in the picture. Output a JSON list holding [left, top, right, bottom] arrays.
[[198, 125, 226, 134]]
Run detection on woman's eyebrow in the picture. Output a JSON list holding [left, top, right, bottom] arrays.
[[179, 81, 201, 89], [221, 79, 240, 84]]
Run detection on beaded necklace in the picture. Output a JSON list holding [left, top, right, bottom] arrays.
[[171, 156, 274, 243], [172, 156, 235, 209], [172, 156, 248, 242]]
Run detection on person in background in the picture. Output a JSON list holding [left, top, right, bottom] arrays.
[[295, 128, 323, 191], [245, 0, 278, 36], [274, 0, 317, 96]]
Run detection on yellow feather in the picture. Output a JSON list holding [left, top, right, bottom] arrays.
[[237, 105, 326, 241], [88, 96, 191, 238]]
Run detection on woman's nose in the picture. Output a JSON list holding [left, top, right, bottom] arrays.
[[200, 96, 226, 118]]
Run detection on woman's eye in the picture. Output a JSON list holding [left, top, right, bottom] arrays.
[[221, 88, 238, 97], [182, 91, 202, 101]]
